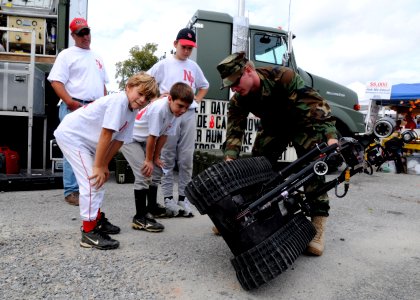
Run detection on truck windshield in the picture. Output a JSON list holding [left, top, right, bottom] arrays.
[[254, 33, 288, 66]]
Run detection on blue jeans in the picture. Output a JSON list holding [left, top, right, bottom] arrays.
[[59, 102, 79, 197]]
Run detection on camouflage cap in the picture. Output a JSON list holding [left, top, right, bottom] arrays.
[[216, 51, 248, 89]]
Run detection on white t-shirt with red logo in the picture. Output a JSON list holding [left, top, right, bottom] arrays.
[[132, 97, 179, 142], [48, 46, 109, 101], [54, 92, 136, 154], [147, 55, 209, 110]]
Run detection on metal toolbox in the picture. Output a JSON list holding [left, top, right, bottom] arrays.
[[0, 62, 45, 115], [114, 152, 135, 184]]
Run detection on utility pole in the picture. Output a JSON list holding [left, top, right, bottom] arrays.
[[231, 0, 249, 54]]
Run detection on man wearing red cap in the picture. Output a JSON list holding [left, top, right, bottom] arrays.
[[48, 17, 109, 207], [147, 28, 209, 218]]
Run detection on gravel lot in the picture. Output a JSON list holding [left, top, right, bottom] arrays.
[[0, 171, 419, 299]]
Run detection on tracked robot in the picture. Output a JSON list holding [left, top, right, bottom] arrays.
[[186, 137, 367, 290]]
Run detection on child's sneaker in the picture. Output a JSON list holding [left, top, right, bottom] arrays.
[[97, 212, 121, 234], [80, 228, 119, 250], [132, 213, 164, 232], [164, 197, 185, 217], [178, 199, 194, 217]]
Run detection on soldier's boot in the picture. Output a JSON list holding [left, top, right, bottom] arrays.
[[212, 226, 221, 236], [306, 216, 327, 256]]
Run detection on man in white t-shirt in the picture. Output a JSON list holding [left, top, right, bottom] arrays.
[[147, 28, 209, 218], [48, 18, 109, 206]]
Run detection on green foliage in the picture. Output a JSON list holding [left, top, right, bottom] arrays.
[[115, 43, 159, 90]]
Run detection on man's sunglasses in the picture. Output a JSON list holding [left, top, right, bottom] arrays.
[[75, 28, 90, 37], [230, 71, 244, 88]]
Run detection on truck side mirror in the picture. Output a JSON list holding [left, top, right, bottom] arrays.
[[259, 34, 271, 44]]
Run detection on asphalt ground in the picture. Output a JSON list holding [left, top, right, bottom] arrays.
[[0, 170, 419, 299]]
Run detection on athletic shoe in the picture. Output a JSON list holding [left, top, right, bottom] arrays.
[[164, 197, 185, 217], [97, 212, 120, 234], [64, 192, 79, 206], [132, 213, 164, 232], [80, 228, 119, 250], [149, 203, 167, 218], [178, 199, 194, 217]]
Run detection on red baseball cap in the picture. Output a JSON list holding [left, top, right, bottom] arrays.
[[69, 17, 89, 34], [176, 28, 197, 48]]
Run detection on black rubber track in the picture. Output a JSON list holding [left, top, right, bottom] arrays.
[[185, 157, 274, 214], [231, 213, 316, 290]]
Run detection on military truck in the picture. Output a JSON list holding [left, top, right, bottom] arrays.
[[188, 10, 365, 155]]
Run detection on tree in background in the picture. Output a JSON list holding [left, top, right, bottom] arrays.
[[115, 43, 159, 90]]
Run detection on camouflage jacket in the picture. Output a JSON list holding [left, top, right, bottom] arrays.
[[224, 66, 337, 159]]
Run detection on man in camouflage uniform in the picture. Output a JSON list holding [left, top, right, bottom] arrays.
[[216, 51, 338, 256]]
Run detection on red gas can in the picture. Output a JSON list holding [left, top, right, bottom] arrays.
[[0, 146, 20, 174]]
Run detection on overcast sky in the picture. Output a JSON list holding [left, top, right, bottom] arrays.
[[86, 0, 420, 102]]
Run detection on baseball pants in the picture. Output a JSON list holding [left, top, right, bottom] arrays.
[[120, 141, 163, 190], [160, 108, 196, 198], [54, 139, 105, 221]]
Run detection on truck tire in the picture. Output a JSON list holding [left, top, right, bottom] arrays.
[[231, 212, 316, 290], [185, 156, 274, 214], [335, 120, 353, 139]]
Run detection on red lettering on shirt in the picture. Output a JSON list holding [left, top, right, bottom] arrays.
[[96, 59, 103, 70], [136, 108, 147, 120], [184, 70, 194, 86], [119, 121, 128, 132]]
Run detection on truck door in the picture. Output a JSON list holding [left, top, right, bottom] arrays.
[[249, 29, 313, 86], [249, 30, 297, 70]]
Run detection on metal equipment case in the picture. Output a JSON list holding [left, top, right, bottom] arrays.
[[0, 61, 45, 115]]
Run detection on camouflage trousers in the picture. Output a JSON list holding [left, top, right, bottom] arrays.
[[252, 131, 330, 217]]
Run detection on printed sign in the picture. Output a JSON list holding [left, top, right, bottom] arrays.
[[365, 81, 392, 100], [195, 99, 259, 152]]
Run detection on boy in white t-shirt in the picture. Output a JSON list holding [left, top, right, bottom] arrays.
[[54, 72, 158, 250], [121, 82, 194, 232], [147, 28, 209, 218]]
